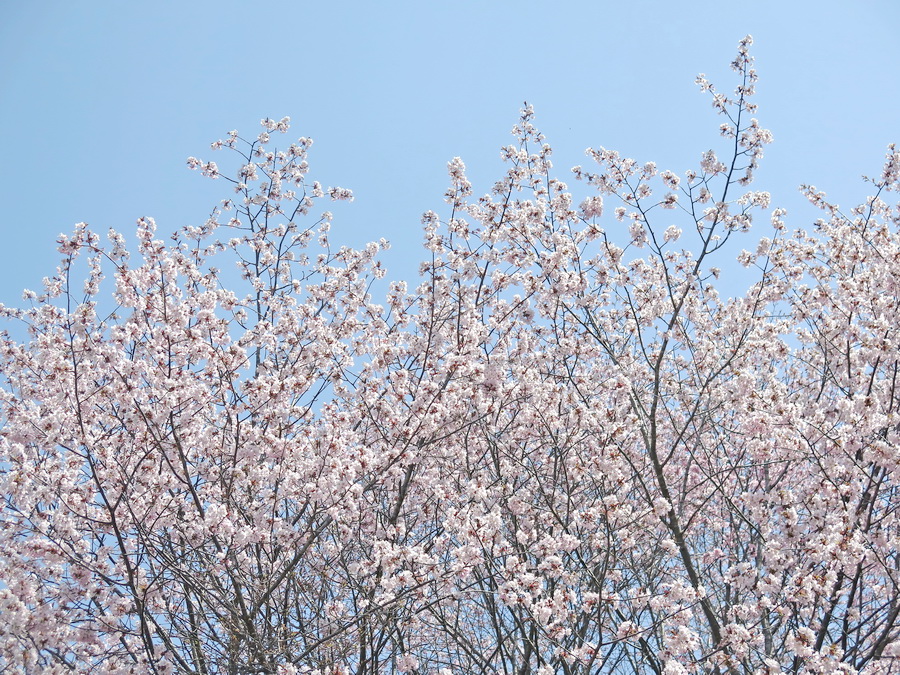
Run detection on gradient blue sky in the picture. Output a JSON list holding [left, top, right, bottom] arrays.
[[1, 1, 898, 307]]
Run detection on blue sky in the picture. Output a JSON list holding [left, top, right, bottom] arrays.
[[1, 0, 898, 308]]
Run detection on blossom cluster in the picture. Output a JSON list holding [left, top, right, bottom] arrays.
[[1, 37, 898, 675]]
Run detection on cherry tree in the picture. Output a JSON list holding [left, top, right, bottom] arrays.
[[1, 36, 898, 675]]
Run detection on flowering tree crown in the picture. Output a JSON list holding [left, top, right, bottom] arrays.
[[1, 36, 899, 675]]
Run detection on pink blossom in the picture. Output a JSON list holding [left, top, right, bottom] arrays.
[[1, 36, 898, 675]]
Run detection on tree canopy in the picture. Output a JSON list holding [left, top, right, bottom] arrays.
[[1, 37, 899, 675]]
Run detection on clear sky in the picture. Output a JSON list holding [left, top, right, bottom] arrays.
[[1, 0, 898, 308]]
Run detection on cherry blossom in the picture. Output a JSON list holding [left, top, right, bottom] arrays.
[[1, 36, 898, 675]]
